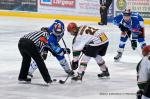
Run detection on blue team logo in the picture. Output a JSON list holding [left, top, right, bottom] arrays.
[[117, 0, 127, 10]]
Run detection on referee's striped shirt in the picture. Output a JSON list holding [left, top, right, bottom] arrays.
[[22, 31, 50, 50]]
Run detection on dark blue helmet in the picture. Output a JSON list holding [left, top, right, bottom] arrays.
[[123, 9, 131, 16], [48, 20, 65, 36]]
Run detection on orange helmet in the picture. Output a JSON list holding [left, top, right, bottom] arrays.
[[142, 45, 150, 56], [67, 22, 78, 35]]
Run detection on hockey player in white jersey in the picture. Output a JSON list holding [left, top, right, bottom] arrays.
[[67, 22, 110, 82], [137, 45, 150, 99]]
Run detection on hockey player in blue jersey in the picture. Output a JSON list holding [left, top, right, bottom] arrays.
[[113, 9, 146, 62], [28, 20, 74, 77]]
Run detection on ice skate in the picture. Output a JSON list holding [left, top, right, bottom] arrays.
[[27, 72, 33, 78], [71, 72, 84, 83], [45, 80, 53, 86], [98, 68, 110, 79], [114, 52, 122, 62], [65, 70, 74, 77], [18, 77, 31, 84]]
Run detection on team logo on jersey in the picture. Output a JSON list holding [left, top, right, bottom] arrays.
[[117, 0, 127, 10]]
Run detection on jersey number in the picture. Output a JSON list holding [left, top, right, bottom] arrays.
[[80, 26, 98, 35]]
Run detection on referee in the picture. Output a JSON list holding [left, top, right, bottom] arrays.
[[98, 0, 112, 25], [18, 30, 52, 84]]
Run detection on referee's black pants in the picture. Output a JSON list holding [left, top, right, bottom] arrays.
[[100, 7, 109, 25], [18, 38, 51, 83]]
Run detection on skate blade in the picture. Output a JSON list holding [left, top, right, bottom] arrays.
[[18, 81, 31, 84], [31, 83, 50, 86], [27, 75, 33, 79], [98, 76, 110, 79], [114, 59, 120, 62], [71, 80, 82, 84]]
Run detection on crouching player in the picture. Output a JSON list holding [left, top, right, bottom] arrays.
[[137, 45, 150, 99], [28, 20, 74, 78], [67, 22, 110, 82]]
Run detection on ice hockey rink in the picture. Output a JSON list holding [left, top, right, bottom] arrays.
[[0, 16, 150, 99]]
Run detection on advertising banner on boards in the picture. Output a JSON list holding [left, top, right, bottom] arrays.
[[0, 0, 37, 12], [40, 0, 75, 8], [114, 0, 150, 18], [39, 0, 114, 22]]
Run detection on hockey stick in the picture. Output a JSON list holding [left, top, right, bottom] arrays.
[[59, 38, 85, 84], [62, 38, 72, 65], [59, 38, 72, 84], [59, 52, 83, 84]]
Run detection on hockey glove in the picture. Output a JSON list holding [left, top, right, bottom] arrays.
[[82, 45, 88, 54], [41, 50, 48, 60], [139, 28, 145, 38], [119, 24, 130, 32], [63, 48, 71, 54], [41, 27, 50, 33], [131, 40, 137, 50], [71, 61, 78, 70], [136, 90, 144, 99]]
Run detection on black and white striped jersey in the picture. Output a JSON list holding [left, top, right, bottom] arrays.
[[22, 31, 50, 50]]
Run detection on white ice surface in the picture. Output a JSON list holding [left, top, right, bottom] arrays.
[[0, 16, 150, 99]]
